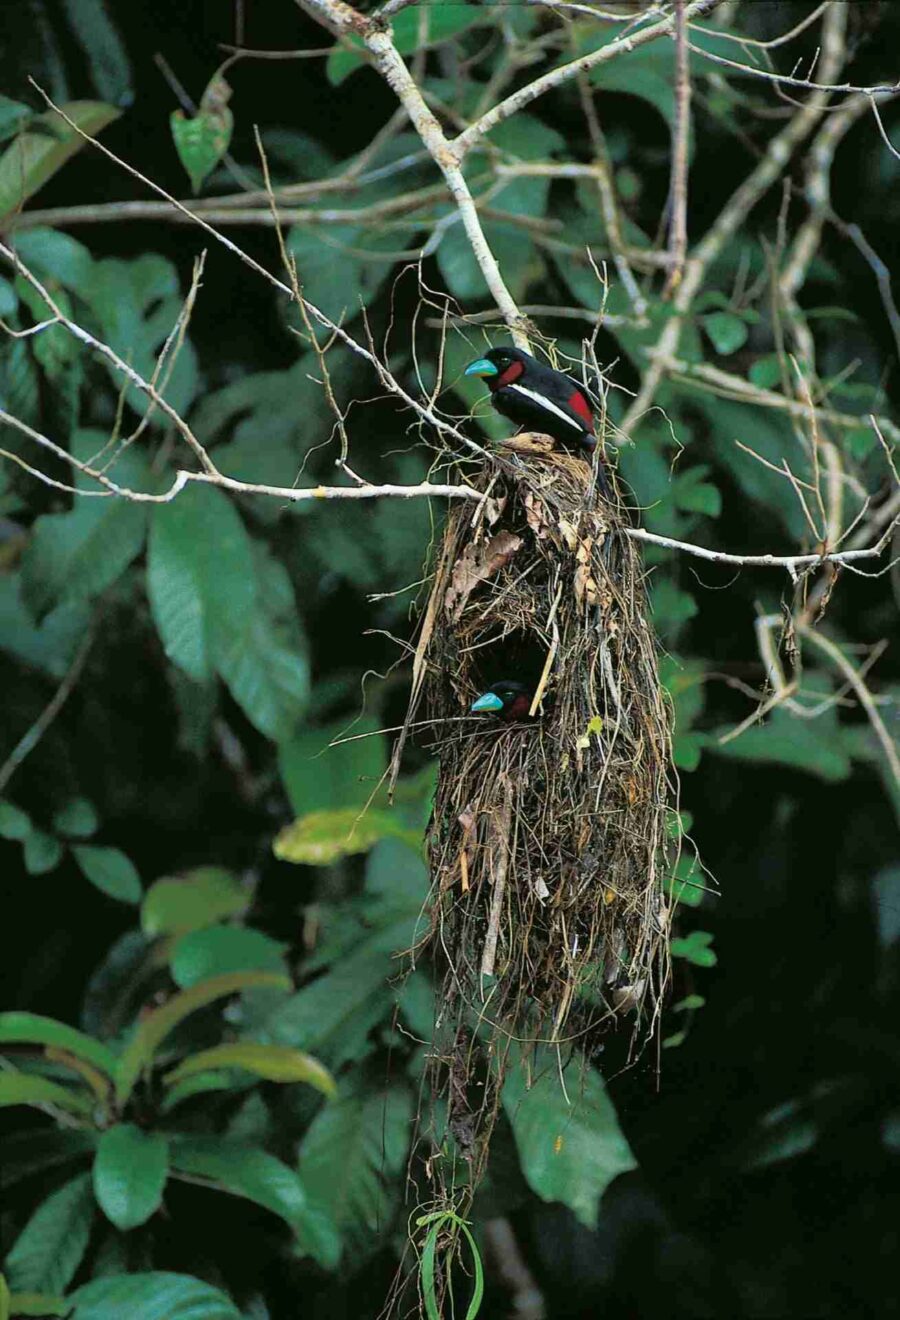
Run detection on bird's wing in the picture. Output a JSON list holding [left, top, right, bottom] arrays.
[[503, 382, 590, 436]]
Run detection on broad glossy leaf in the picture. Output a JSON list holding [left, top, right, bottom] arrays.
[[5, 1172, 94, 1294], [0, 1070, 94, 1118], [0, 95, 32, 143], [69, 1272, 241, 1319], [0, 577, 90, 679], [8, 228, 94, 299], [72, 846, 142, 904], [5, 1294, 67, 1317], [273, 808, 415, 865], [0, 1012, 117, 1076], [141, 867, 247, 938], [147, 483, 255, 683], [263, 947, 398, 1068], [0, 101, 120, 221], [21, 431, 148, 617], [0, 1128, 96, 1191], [711, 706, 852, 782], [169, 926, 287, 989], [278, 718, 386, 817], [59, 0, 133, 106], [115, 971, 290, 1104], [165, 1042, 335, 1096], [298, 1086, 412, 1258], [502, 1048, 636, 1228], [168, 1135, 303, 1222], [93, 1124, 168, 1230]]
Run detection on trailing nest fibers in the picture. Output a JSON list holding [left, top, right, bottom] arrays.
[[401, 433, 675, 1079]]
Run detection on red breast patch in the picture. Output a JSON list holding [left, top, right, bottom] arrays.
[[496, 359, 525, 387], [567, 387, 593, 428]]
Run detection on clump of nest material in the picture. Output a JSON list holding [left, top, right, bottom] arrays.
[[397, 430, 674, 1176]]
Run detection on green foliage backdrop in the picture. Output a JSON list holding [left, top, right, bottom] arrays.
[[0, 1, 898, 1317]]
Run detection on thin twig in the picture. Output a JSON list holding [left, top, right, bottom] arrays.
[[0, 626, 96, 795], [663, 0, 691, 298]]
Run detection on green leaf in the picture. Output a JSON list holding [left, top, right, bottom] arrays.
[[21, 431, 148, 617], [419, 1213, 484, 1320], [873, 866, 900, 947], [51, 799, 98, 839], [273, 808, 415, 865], [147, 488, 308, 737], [0, 1128, 97, 1192], [0, 1012, 117, 1076], [164, 1042, 335, 1096], [710, 707, 852, 781], [671, 929, 717, 968], [170, 75, 233, 194], [502, 1048, 636, 1228], [668, 853, 705, 909], [0, 101, 120, 221], [5, 1172, 94, 1295], [140, 867, 248, 938], [69, 1272, 241, 1319], [0, 1070, 94, 1118], [59, 0, 132, 106], [23, 832, 63, 877], [278, 718, 386, 816], [6, 1294, 68, 1317], [0, 96, 33, 144], [0, 1275, 7, 1320], [72, 847, 142, 905], [168, 1136, 312, 1232], [115, 971, 290, 1105], [86, 254, 198, 420], [298, 1086, 412, 1259], [327, 5, 485, 84], [264, 948, 396, 1069], [0, 577, 90, 679], [749, 353, 782, 390], [9, 228, 94, 299], [169, 926, 287, 989], [702, 311, 749, 355], [93, 1125, 168, 1231], [147, 483, 255, 683], [0, 801, 32, 841]]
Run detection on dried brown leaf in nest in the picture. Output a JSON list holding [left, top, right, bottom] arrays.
[[397, 438, 674, 1184]]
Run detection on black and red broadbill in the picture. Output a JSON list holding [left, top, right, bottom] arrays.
[[465, 346, 597, 457], [470, 680, 532, 722]]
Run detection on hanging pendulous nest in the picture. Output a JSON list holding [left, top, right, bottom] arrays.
[[399, 430, 674, 1047]]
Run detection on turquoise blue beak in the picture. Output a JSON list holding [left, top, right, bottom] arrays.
[[471, 691, 504, 713], [465, 357, 498, 379]]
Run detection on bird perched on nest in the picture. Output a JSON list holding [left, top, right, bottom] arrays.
[[465, 346, 599, 458], [470, 680, 533, 722]]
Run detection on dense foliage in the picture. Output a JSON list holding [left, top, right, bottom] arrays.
[[1, 2, 898, 1317]]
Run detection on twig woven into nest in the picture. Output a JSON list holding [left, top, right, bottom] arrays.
[[398, 434, 674, 1058]]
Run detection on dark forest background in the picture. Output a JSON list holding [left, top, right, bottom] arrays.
[[1, 2, 898, 1317]]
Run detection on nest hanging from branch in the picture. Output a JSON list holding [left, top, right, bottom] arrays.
[[396, 431, 674, 1181]]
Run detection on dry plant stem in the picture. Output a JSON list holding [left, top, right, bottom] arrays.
[[480, 779, 514, 981], [452, 0, 726, 158], [0, 240, 218, 476], [0, 626, 95, 795], [25, 86, 493, 465], [800, 625, 900, 791], [663, 0, 691, 298], [658, 354, 900, 445], [3, 408, 895, 572], [295, 0, 530, 347], [621, 0, 849, 436]]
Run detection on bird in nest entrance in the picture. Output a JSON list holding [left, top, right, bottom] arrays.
[[465, 345, 600, 458], [470, 680, 533, 722]]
